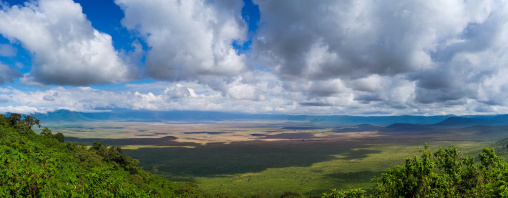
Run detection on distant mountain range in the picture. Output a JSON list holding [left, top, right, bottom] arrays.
[[432, 116, 508, 126], [330, 115, 508, 133], [14, 109, 508, 127]]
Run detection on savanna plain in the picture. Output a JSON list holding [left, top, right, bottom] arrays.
[[40, 120, 508, 197]]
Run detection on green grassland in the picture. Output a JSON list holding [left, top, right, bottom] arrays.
[[43, 120, 507, 197], [126, 140, 487, 197]]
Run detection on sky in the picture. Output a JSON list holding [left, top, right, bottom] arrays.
[[0, 0, 508, 116]]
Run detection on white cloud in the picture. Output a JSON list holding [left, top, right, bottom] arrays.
[[253, 0, 493, 80], [3, 0, 508, 116], [0, 0, 135, 85], [349, 75, 384, 92], [163, 84, 194, 101], [116, 0, 247, 81], [1, 79, 508, 115], [0, 85, 272, 114], [250, 0, 508, 114], [307, 79, 348, 98], [0, 106, 41, 114], [227, 83, 259, 100]]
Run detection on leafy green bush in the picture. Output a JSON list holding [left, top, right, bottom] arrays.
[[324, 143, 508, 198]]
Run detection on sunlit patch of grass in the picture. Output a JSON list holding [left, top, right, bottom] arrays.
[[192, 141, 488, 197]]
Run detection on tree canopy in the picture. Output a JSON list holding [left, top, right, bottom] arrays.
[[0, 114, 207, 197], [323, 144, 508, 198]]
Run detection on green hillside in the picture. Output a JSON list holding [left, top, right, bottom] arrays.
[[0, 114, 206, 197]]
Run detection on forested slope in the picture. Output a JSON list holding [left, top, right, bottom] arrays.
[[0, 114, 205, 197]]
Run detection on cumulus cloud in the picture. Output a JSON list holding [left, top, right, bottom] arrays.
[[1, 79, 506, 116], [349, 75, 384, 92], [0, 84, 285, 114], [227, 83, 260, 100], [0, 0, 135, 85], [116, 0, 247, 81], [307, 79, 348, 98], [250, 0, 508, 114], [0, 63, 20, 84], [4, 0, 508, 115], [219, 72, 272, 101], [163, 84, 197, 101], [0, 106, 41, 114]]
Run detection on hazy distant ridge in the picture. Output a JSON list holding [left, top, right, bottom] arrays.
[[25, 109, 508, 126], [432, 116, 508, 126]]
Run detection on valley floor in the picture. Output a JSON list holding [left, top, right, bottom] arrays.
[[40, 121, 508, 197]]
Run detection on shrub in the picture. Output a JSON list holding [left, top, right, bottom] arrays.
[[325, 144, 508, 197]]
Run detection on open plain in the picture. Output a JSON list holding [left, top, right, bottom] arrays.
[[42, 121, 508, 197]]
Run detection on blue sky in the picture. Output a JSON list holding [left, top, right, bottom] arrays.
[[1, 0, 508, 116]]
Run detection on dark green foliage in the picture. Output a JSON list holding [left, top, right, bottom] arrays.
[[40, 127, 52, 137], [88, 141, 141, 174], [7, 113, 21, 126], [0, 115, 9, 127], [0, 114, 207, 198], [54, 132, 65, 142], [323, 144, 508, 198], [22, 115, 40, 129], [40, 127, 65, 145]]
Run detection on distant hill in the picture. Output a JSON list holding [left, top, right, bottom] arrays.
[[333, 124, 381, 132], [433, 117, 505, 126], [30, 109, 94, 122], [28, 109, 454, 126], [17, 109, 508, 128], [381, 123, 433, 132]]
